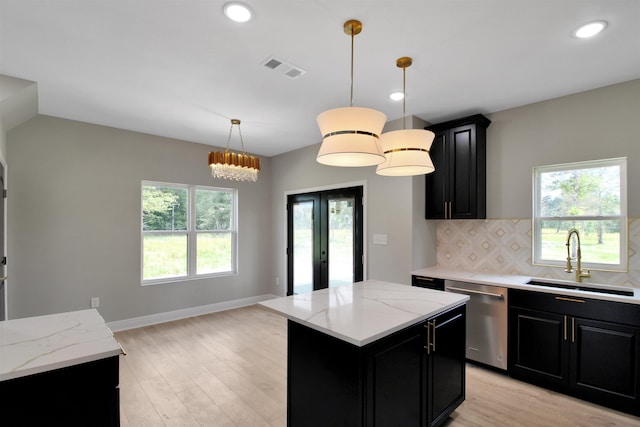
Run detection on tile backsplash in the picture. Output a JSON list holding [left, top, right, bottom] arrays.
[[436, 218, 639, 288]]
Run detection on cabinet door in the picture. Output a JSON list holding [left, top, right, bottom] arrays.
[[428, 305, 466, 427], [448, 124, 485, 219], [424, 131, 447, 219], [366, 323, 426, 427], [509, 307, 570, 387], [571, 318, 640, 413]]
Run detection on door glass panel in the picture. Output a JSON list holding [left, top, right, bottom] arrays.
[[328, 197, 354, 287], [293, 201, 313, 294]]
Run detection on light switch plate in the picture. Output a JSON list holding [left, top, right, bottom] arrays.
[[373, 234, 388, 245]]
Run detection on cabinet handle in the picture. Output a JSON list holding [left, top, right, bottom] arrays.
[[563, 315, 567, 341], [554, 296, 585, 304], [430, 320, 437, 352], [571, 317, 575, 343], [424, 323, 431, 354], [449, 201, 452, 219], [118, 340, 127, 356]]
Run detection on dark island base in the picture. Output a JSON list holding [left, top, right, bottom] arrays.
[[287, 304, 466, 427], [0, 356, 120, 427]]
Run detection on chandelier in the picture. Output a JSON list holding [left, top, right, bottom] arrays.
[[376, 57, 435, 176], [208, 119, 260, 182], [316, 19, 387, 167]]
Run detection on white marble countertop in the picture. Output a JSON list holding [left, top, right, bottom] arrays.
[[411, 267, 640, 305], [0, 309, 121, 382], [259, 280, 469, 347]]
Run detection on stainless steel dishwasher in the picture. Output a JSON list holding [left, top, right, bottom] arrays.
[[445, 280, 508, 370]]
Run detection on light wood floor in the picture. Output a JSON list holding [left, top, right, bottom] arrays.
[[115, 305, 640, 427]]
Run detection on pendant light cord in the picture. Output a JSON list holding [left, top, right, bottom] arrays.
[[350, 28, 355, 107], [403, 65, 407, 130]]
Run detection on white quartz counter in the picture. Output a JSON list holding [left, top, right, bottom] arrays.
[[411, 267, 640, 305], [0, 309, 121, 382], [259, 280, 469, 347]]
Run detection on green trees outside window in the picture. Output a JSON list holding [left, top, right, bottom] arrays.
[[142, 182, 236, 283], [533, 158, 627, 272]]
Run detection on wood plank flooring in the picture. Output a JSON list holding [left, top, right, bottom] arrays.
[[115, 305, 640, 427]]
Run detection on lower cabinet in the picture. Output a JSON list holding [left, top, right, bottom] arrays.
[[288, 304, 466, 427], [412, 275, 445, 291], [0, 355, 120, 426], [509, 289, 640, 416]]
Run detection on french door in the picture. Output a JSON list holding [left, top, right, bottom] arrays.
[[287, 186, 363, 295]]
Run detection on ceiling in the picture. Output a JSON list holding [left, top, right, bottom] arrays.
[[1, 1, 639, 158]]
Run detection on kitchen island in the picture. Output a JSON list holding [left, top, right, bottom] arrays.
[[259, 280, 469, 427], [0, 309, 121, 426]]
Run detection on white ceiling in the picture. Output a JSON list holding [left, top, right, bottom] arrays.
[[1, 1, 639, 157]]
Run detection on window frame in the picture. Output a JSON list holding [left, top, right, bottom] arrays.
[[141, 181, 238, 285], [532, 157, 627, 273]]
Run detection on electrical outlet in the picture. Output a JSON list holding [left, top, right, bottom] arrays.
[[91, 297, 100, 308]]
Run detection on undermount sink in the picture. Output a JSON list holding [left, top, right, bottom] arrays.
[[526, 279, 635, 297]]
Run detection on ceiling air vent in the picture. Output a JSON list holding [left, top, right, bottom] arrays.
[[261, 55, 306, 79]]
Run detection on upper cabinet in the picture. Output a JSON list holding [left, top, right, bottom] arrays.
[[425, 114, 491, 219]]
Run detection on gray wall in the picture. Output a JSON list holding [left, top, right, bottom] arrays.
[[268, 143, 429, 296], [7, 115, 273, 321], [5, 78, 639, 322], [267, 115, 437, 296], [486, 78, 640, 218]]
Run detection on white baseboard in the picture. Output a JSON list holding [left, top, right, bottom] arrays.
[[107, 293, 281, 332]]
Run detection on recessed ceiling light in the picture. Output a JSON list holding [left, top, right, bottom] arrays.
[[574, 21, 607, 38], [390, 92, 404, 101], [224, 2, 253, 23]]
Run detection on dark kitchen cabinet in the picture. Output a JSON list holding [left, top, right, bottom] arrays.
[[426, 303, 466, 427], [509, 289, 640, 416], [412, 275, 445, 291], [0, 356, 120, 426], [288, 304, 466, 427], [425, 114, 491, 219], [368, 303, 465, 427]]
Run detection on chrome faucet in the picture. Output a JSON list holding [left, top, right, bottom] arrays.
[[565, 228, 591, 283]]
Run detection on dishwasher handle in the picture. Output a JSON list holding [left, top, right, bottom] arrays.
[[446, 286, 504, 299]]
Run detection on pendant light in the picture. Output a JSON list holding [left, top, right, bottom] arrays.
[[376, 57, 435, 176], [208, 119, 260, 182], [316, 19, 387, 167]]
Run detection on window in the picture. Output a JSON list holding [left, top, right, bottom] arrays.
[[532, 158, 627, 272], [141, 181, 237, 284]]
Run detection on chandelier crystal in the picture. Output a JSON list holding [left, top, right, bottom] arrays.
[[208, 119, 260, 182]]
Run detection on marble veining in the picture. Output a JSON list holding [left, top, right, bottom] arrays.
[[259, 280, 469, 347], [0, 309, 121, 381]]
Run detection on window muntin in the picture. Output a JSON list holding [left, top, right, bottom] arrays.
[[142, 182, 237, 284], [532, 158, 627, 272]]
